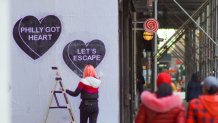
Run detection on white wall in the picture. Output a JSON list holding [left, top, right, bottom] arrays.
[[0, 0, 119, 123]]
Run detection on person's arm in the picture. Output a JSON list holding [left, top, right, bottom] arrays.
[[66, 88, 81, 97], [186, 102, 196, 123], [176, 106, 185, 123], [185, 82, 190, 101], [135, 104, 147, 123], [66, 82, 84, 97]]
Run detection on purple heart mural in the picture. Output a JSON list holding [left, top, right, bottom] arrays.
[[13, 15, 62, 60], [63, 40, 106, 77]]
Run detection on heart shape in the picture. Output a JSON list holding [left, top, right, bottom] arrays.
[[63, 40, 106, 77], [13, 15, 62, 60]]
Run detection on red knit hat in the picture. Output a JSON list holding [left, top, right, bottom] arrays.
[[157, 72, 172, 87]]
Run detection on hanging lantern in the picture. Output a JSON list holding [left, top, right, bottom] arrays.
[[143, 31, 154, 41]]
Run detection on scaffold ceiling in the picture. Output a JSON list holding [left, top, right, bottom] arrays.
[[132, 0, 205, 28]]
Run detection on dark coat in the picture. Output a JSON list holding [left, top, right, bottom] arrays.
[[137, 75, 145, 95], [185, 73, 202, 102]]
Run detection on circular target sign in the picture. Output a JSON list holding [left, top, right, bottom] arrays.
[[143, 18, 159, 33]]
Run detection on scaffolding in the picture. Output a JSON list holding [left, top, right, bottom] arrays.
[[157, 0, 218, 80]]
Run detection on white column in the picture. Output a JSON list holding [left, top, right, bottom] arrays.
[[0, 0, 11, 123]]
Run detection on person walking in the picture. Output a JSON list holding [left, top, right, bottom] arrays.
[[185, 72, 202, 102], [137, 74, 145, 96], [186, 76, 218, 123], [66, 64, 101, 123], [135, 72, 185, 123]]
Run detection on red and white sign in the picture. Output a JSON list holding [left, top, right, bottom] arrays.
[[144, 18, 159, 33]]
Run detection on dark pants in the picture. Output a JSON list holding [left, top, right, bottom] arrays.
[[79, 100, 99, 123]]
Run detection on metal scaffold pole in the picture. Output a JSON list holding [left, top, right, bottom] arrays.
[[153, 0, 158, 91], [173, 0, 218, 46]]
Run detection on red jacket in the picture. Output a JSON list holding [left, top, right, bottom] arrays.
[[135, 91, 185, 123], [186, 95, 218, 123]]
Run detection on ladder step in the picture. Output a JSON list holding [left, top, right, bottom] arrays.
[[52, 91, 62, 93], [49, 106, 67, 109], [51, 67, 58, 70], [56, 77, 62, 80]]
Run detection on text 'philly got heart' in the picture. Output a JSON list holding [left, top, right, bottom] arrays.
[[63, 40, 106, 78], [13, 15, 62, 60]]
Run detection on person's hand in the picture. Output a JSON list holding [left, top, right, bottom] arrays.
[[65, 89, 70, 94], [97, 72, 103, 79]]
